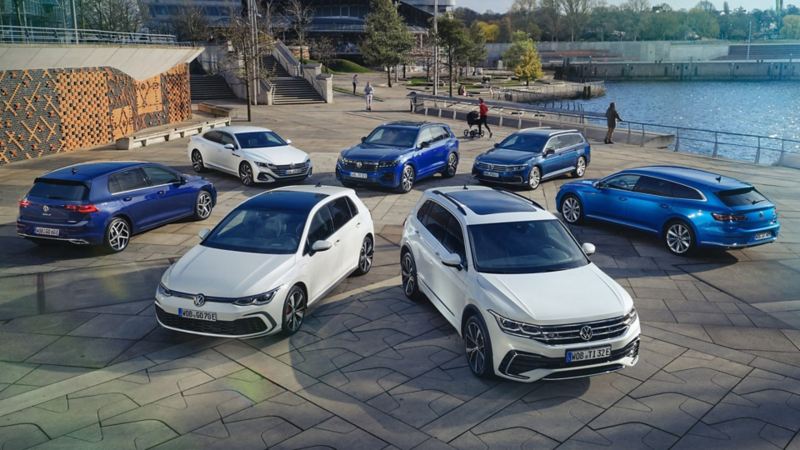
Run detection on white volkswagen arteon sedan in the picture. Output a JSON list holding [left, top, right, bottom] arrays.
[[188, 126, 312, 186], [400, 186, 640, 382], [155, 185, 374, 338]]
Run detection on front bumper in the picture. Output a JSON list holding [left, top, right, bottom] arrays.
[[472, 167, 529, 185], [336, 165, 400, 188], [254, 165, 312, 184], [487, 314, 641, 382], [16, 219, 102, 245]]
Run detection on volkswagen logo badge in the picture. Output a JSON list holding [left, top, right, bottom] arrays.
[[42, 205, 49, 213], [579, 325, 593, 341], [759, 212, 764, 218], [193, 294, 205, 307], [356, 161, 363, 169]]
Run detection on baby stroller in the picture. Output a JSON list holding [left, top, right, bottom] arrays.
[[464, 110, 484, 138]]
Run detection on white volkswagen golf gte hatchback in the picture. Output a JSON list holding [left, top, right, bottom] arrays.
[[155, 185, 374, 338], [400, 186, 640, 382]]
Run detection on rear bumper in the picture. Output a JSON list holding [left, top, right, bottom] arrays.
[[698, 223, 780, 249], [16, 219, 103, 245]]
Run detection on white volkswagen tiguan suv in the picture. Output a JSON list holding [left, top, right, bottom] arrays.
[[400, 186, 640, 382], [156, 185, 374, 338]]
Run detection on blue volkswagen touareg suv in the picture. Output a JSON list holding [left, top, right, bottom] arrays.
[[17, 161, 217, 253], [472, 128, 590, 190], [336, 121, 459, 193], [556, 166, 780, 255]]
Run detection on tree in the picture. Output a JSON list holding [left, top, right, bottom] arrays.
[[474, 20, 500, 42], [310, 36, 336, 68], [80, 0, 144, 32], [563, 0, 593, 41], [173, 2, 209, 43], [539, 0, 563, 41], [688, 7, 720, 38], [285, 0, 313, 57], [222, 9, 274, 122], [467, 22, 489, 68], [504, 31, 542, 85], [782, 14, 800, 37], [361, 0, 414, 88], [436, 15, 471, 96]]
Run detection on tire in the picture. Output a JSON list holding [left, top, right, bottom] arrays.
[[443, 152, 458, 178], [281, 285, 307, 336], [103, 217, 131, 253], [463, 313, 494, 379], [352, 235, 374, 276], [239, 162, 254, 186], [463, 129, 470, 138], [573, 156, 587, 178], [397, 164, 415, 193], [401, 249, 423, 301], [560, 194, 584, 225], [191, 150, 206, 173], [664, 220, 695, 256], [193, 190, 213, 220], [527, 166, 542, 190]]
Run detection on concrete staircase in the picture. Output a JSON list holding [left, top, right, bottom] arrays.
[[190, 75, 236, 101], [264, 55, 325, 105]]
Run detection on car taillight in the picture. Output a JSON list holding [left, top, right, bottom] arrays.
[[65, 204, 99, 214], [19, 198, 30, 208], [712, 212, 747, 222]]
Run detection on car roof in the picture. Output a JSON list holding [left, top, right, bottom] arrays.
[[215, 126, 274, 134], [623, 166, 751, 191], [39, 161, 146, 182], [240, 189, 330, 212], [271, 184, 354, 197], [513, 128, 580, 137], [427, 186, 555, 225], [381, 121, 446, 129]]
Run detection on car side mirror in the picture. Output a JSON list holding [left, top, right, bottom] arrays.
[[311, 240, 333, 253], [440, 252, 463, 271], [594, 181, 606, 189], [418, 141, 429, 149], [360, 136, 367, 143], [177, 176, 187, 185], [198, 228, 210, 240], [223, 143, 235, 150], [582, 243, 596, 256], [493, 143, 500, 148], [285, 139, 292, 145], [544, 148, 555, 157]]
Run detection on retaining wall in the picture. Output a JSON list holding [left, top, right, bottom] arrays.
[[563, 61, 800, 81]]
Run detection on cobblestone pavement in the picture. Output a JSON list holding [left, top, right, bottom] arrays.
[[0, 91, 799, 449]]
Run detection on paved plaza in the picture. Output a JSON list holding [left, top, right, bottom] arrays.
[[0, 88, 799, 449]]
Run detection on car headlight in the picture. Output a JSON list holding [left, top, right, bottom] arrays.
[[255, 161, 274, 169], [508, 165, 528, 172], [234, 286, 283, 306], [158, 282, 172, 297], [623, 307, 638, 325], [488, 310, 542, 338], [378, 160, 399, 168]]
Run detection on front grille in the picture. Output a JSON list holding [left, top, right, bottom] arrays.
[[271, 161, 310, 177], [156, 306, 269, 336], [162, 289, 235, 303], [500, 339, 639, 377], [533, 316, 629, 345], [340, 159, 380, 172], [475, 162, 522, 172]]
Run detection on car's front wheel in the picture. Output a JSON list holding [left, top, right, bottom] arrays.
[[193, 190, 213, 220], [191, 150, 206, 173], [398, 164, 415, 193], [560, 194, 584, 225], [464, 313, 494, 378], [664, 220, 695, 256], [573, 156, 587, 178], [528, 166, 542, 190], [239, 162, 254, 186], [104, 217, 130, 253], [443, 152, 458, 178], [281, 285, 307, 336], [352, 235, 374, 276], [401, 249, 422, 301]]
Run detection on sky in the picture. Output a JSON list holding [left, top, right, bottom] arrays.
[[457, 0, 778, 13]]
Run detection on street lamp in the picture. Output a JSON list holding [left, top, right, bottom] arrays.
[[71, 0, 79, 43], [432, 0, 438, 96]]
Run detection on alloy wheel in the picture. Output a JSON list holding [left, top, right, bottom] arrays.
[[196, 191, 212, 219], [445, 153, 458, 177], [357, 236, 374, 275], [191, 151, 205, 172], [666, 223, 692, 255], [528, 167, 541, 190], [562, 196, 582, 223], [400, 165, 415, 192], [401, 252, 417, 298], [283, 288, 307, 334], [465, 320, 487, 375], [107, 219, 130, 252], [575, 157, 586, 177], [239, 163, 254, 186]]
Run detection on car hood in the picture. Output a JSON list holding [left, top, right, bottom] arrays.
[[478, 263, 631, 325], [242, 145, 308, 165], [478, 148, 539, 165], [163, 245, 295, 297], [342, 144, 410, 161]]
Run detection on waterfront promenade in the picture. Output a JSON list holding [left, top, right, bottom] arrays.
[[0, 90, 799, 449]]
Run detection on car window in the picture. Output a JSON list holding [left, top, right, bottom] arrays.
[[716, 187, 767, 206], [421, 202, 456, 248], [564, 134, 584, 147], [603, 174, 640, 191], [307, 206, 335, 245], [108, 168, 149, 194], [142, 166, 180, 186], [417, 127, 434, 146], [633, 176, 672, 197], [433, 126, 450, 142], [203, 131, 221, 143], [235, 131, 287, 149], [417, 200, 432, 223], [220, 133, 237, 147], [671, 183, 704, 200], [329, 197, 353, 230], [443, 215, 466, 262], [544, 137, 560, 151], [28, 179, 88, 201]]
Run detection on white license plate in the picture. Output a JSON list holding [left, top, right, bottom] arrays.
[[350, 172, 368, 179], [285, 168, 304, 175], [754, 232, 772, 241], [483, 171, 500, 178], [34, 227, 59, 237], [178, 308, 217, 321], [566, 345, 611, 363]]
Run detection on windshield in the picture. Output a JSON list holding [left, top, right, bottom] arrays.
[[235, 131, 287, 149], [364, 127, 418, 148], [468, 220, 588, 274], [716, 187, 768, 207], [202, 207, 306, 254], [496, 134, 549, 152], [29, 180, 88, 201]]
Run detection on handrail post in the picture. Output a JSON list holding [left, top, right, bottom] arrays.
[[640, 125, 645, 147], [712, 132, 719, 158], [755, 137, 761, 164], [780, 139, 786, 165], [626, 122, 631, 144], [674, 128, 680, 152]]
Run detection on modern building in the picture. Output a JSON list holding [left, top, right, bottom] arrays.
[[142, 0, 241, 31], [1, 0, 73, 28]]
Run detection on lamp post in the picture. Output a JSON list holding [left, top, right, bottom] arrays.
[[432, 0, 438, 96], [71, 0, 79, 43]]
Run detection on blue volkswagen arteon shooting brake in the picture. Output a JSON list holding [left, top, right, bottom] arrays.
[[556, 166, 780, 255], [472, 128, 590, 190], [336, 121, 459, 193], [17, 162, 217, 252]]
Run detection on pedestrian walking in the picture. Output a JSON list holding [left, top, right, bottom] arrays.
[[605, 102, 622, 144], [352, 74, 358, 95], [364, 82, 374, 111], [478, 98, 492, 138]]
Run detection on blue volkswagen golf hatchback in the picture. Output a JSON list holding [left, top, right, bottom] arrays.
[[472, 128, 590, 190], [336, 121, 459, 193], [17, 161, 216, 252], [556, 166, 780, 255]]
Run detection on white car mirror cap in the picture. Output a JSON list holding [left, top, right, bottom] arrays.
[[285, 139, 292, 145], [441, 253, 463, 270], [582, 242, 596, 256], [198, 228, 210, 240], [311, 240, 333, 252], [224, 144, 235, 150]]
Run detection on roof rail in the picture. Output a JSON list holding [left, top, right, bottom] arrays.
[[493, 188, 544, 210], [432, 190, 467, 215]]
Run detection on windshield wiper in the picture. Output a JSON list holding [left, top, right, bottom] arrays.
[[751, 199, 765, 205]]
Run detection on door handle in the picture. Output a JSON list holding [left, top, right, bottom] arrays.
[[618, 197, 627, 201], [123, 196, 132, 202], [232, 154, 240, 158], [158, 190, 165, 195], [355, 222, 361, 228], [660, 204, 670, 209]]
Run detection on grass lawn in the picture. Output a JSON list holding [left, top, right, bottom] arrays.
[[327, 59, 372, 74]]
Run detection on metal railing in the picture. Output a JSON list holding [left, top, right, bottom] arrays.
[[410, 93, 800, 166], [0, 25, 180, 46], [273, 40, 301, 77]]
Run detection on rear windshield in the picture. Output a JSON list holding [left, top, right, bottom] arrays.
[[716, 187, 768, 207], [28, 179, 88, 201]]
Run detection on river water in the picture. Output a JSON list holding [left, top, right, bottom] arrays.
[[572, 81, 800, 164]]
